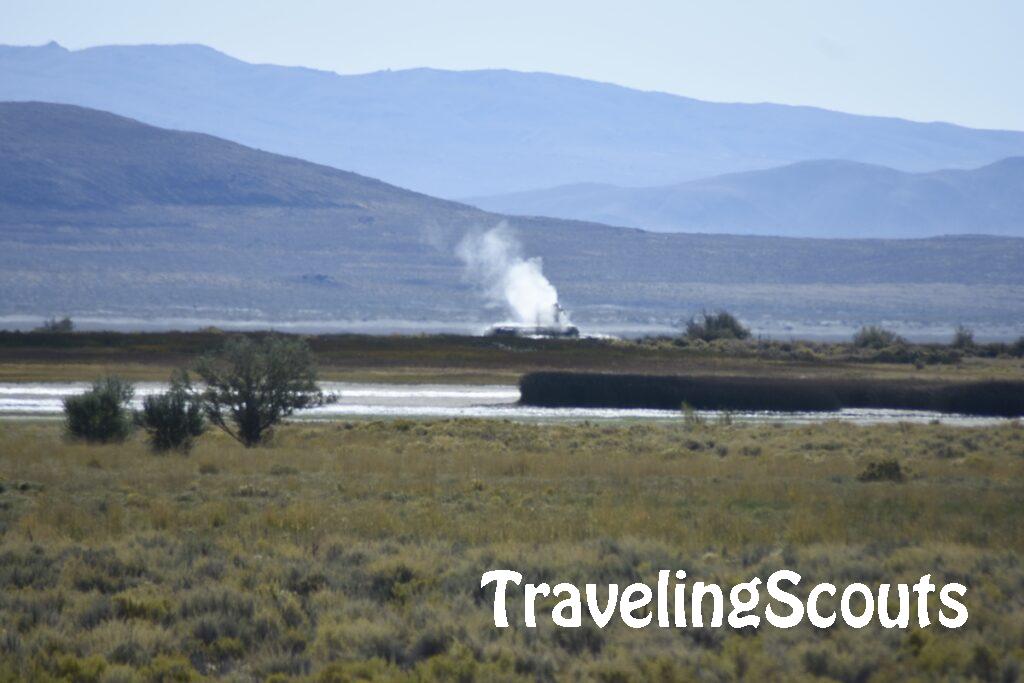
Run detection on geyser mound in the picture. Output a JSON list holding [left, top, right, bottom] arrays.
[[456, 224, 579, 338]]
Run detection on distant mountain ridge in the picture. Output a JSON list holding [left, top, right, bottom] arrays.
[[467, 158, 1024, 238], [3, 42, 1024, 198], [1, 102, 1022, 332]]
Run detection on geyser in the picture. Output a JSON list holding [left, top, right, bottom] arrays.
[[457, 224, 578, 338]]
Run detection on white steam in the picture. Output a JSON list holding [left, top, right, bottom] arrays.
[[457, 224, 568, 326]]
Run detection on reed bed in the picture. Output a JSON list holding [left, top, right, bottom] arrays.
[[520, 371, 1024, 416]]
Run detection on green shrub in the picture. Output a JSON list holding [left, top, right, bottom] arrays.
[[684, 310, 751, 342], [858, 460, 904, 483], [869, 344, 919, 363], [923, 347, 964, 365], [34, 315, 75, 333], [1011, 336, 1024, 358], [136, 371, 205, 453], [681, 403, 705, 427], [53, 654, 107, 682], [952, 325, 975, 349], [853, 325, 905, 349], [63, 376, 135, 443], [140, 654, 197, 682], [113, 591, 173, 622]]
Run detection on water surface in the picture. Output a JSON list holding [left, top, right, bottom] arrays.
[[0, 382, 1009, 426]]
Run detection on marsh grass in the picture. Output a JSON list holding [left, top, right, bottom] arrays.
[[2, 331, 1024, 385], [521, 371, 1024, 416], [0, 419, 1022, 680]]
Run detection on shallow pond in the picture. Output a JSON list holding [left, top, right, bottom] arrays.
[[0, 382, 1010, 426]]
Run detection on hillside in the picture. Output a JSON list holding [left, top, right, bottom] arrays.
[[1, 102, 1023, 333], [467, 158, 1024, 238], [0, 101, 464, 213], [4, 42, 1024, 198]]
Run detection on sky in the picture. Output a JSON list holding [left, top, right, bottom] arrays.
[[2, 0, 1022, 131]]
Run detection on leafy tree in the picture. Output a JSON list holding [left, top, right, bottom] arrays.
[[195, 335, 325, 447], [684, 310, 750, 342], [136, 370, 206, 453], [951, 325, 975, 349], [64, 376, 134, 443], [852, 325, 904, 349]]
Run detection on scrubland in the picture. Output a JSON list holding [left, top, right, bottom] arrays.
[[0, 418, 1022, 681], [1, 331, 1023, 384]]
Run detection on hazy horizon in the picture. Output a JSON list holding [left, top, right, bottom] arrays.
[[2, 0, 1022, 131], [6, 38, 1024, 135]]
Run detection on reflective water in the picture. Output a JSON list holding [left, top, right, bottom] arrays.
[[0, 382, 1010, 426]]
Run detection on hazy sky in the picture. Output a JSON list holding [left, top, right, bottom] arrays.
[[3, 0, 1022, 130]]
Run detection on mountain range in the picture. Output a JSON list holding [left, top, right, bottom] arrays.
[[467, 158, 1024, 238], [4, 42, 1024, 200], [2, 102, 1022, 332]]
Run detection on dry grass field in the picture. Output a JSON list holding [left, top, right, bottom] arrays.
[[1, 331, 1022, 384], [1, 417, 1022, 681]]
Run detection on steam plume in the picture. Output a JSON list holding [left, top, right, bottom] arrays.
[[457, 224, 568, 326]]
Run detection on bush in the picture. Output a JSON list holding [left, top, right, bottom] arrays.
[[922, 347, 963, 365], [951, 325, 975, 349], [136, 371, 206, 453], [684, 310, 750, 342], [140, 655, 197, 682], [852, 325, 904, 349], [34, 316, 74, 333], [195, 335, 326, 447], [63, 376, 135, 443], [857, 460, 904, 483], [1011, 336, 1024, 358], [53, 654, 107, 682]]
